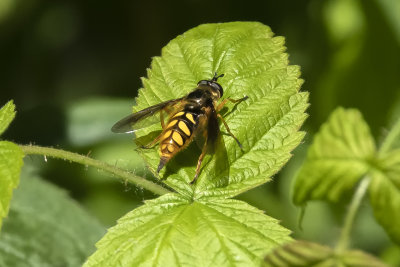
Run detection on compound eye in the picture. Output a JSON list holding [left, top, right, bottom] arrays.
[[212, 83, 223, 97]]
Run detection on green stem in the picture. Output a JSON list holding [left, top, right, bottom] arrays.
[[20, 144, 171, 196], [335, 176, 370, 253], [379, 117, 400, 155]]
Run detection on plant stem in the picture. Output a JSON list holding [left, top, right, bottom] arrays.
[[20, 144, 171, 196], [335, 176, 370, 253]]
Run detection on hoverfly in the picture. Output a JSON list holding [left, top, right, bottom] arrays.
[[112, 73, 248, 184]]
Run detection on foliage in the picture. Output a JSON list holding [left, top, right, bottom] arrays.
[[293, 108, 375, 205], [85, 194, 291, 266], [0, 170, 105, 267], [1, 3, 400, 264], [84, 21, 308, 266], [293, 107, 400, 245]]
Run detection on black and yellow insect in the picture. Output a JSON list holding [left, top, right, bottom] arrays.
[[112, 73, 247, 184]]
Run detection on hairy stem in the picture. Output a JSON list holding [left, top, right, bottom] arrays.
[[20, 144, 171, 196], [335, 176, 370, 253]]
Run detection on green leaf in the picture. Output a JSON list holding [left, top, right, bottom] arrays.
[[0, 171, 105, 267], [0, 141, 23, 230], [133, 22, 308, 198], [263, 240, 388, 267], [0, 100, 16, 136], [292, 107, 376, 205], [84, 193, 291, 267], [369, 149, 400, 244]]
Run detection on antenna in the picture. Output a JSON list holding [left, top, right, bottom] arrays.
[[212, 72, 224, 82]]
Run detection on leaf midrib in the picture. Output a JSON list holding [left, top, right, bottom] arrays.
[[152, 204, 190, 266]]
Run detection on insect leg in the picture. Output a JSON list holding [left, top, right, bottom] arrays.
[[217, 114, 243, 149], [216, 96, 248, 112], [190, 138, 209, 184], [141, 107, 169, 149], [140, 132, 163, 149]]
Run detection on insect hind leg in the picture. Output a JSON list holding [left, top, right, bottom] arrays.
[[190, 139, 208, 184], [217, 114, 243, 150], [139, 132, 163, 149]]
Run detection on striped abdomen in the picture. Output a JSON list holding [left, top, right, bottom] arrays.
[[157, 111, 198, 172]]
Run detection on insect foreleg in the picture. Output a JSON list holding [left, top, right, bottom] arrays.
[[216, 96, 248, 112]]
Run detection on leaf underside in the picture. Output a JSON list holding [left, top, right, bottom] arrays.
[[132, 21, 308, 199], [292, 107, 376, 205], [369, 151, 400, 244], [292, 106, 400, 245]]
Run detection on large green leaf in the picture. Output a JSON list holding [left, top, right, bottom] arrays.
[[0, 171, 105, 267], [0, 100, 16, 136], [292, 107, 376, 205], [84, 193, 291, 267], [132, 22, 308, 199], [263, 240, 387, 267], [0, 141, 23, 231]]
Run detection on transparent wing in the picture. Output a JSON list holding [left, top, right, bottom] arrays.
[[111, 98, 183, 133]]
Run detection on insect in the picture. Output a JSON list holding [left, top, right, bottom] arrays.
[[112, 73, 248, 184]]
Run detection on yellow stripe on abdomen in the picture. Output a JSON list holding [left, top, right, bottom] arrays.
[[178, 121, 191, 136], [185, 113, 196, 124], [172, 131, 183, 146]]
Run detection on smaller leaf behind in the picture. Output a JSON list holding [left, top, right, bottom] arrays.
[[0, 100, 16, 136], [292, 107, 376, 205], [369, 150, 400, 244], [263, 240, 388, 267], [84, 194, 291, 267], [0, 172, 105, 267], [0, 141, 23, 230]]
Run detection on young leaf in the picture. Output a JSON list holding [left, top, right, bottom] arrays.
[[132, 22, 308, 198], [292, 107, 376, 205], [263, 240, 388, 267], [0, 141, 23, 230], [0, 173, 105, 267], [84, 194, 291, 267], [0, 100, 16, 136], [369, 150, 400, 244]]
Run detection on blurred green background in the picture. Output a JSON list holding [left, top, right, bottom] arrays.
[[1, 0, 400, 264]]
